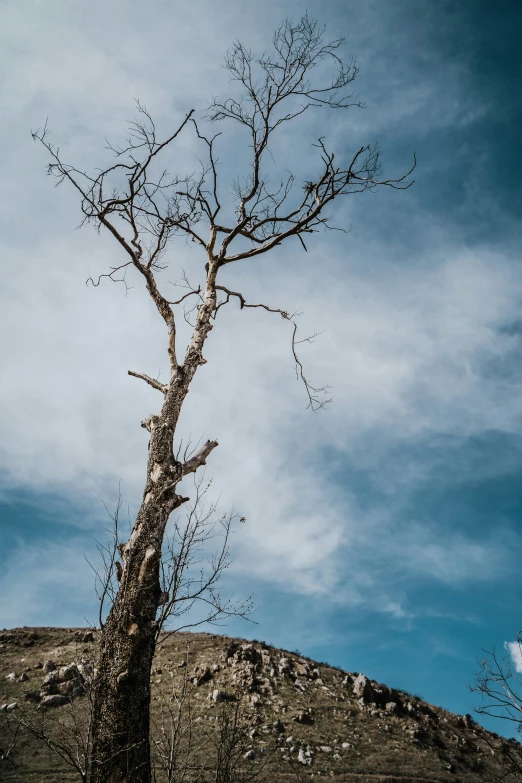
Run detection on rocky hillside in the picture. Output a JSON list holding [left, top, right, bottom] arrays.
[[0, 627, 520, 782]]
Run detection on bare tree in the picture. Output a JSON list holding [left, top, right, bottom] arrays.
[[32, 14, 414, 782], [150, 646, 275, 783], [5, 700, 91, 783], [156, 475, 254, 642], [90, 477, 252, 642], [471, 636, 522, 781]]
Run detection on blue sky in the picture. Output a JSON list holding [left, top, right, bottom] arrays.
[[1, 0, 522, 737]]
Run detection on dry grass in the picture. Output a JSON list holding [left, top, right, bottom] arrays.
[[0, 627, 520, 782]]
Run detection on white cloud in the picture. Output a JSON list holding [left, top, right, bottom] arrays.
[[1, 0, 521, 625], [505, 641, 522, 675]]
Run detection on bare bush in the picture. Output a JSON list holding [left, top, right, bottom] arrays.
[[471, 634, 522, 781]]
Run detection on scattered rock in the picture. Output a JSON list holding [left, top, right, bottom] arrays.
[[257, 676, 273, 695], [278, 657, 292, 676], [231, 661, 257, 692], [297, 748, 312, 765], [249, 693, 261, 709], [225, 641, 263, 670], [83, 631, 94, 643], [77, 662, 94, 679], [225, 641, 241, 661], [24, 690, 41, 703], [39, 660, 86, 702], [293, 708, 315, 725], [342, 742, 353, 749], [373, 684, 392, 706], [57, 680, 76, 696], [386, 701, 398, 713], [243, 749, 256, 760], [239, 643, 262, 665], [58, 664, 81, 681], [6, 702, 19, 711], [42, 660, 56, 674], [261, 649, 272, 668], [19, 672, 29, 682], [191, 665, 212, 686], [208, 689, 228, 703], [352, 674, 375, 704], [5, 672, 16, 681], [42, 670, 60, 688], [41, 694, 70, 708], [295, 660, 310, 677]]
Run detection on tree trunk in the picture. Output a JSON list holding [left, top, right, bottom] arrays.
[[89, 604, 156, 783], [89, 267, 217, 783], [89, 499, 167, 783], [89, 401, 186, 782]]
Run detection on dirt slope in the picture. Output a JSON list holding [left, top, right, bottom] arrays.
[[0, 627, 520, 782]]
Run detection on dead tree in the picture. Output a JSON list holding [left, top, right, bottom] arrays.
[[32, 14, 414, 783]]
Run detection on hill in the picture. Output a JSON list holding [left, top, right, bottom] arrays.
[[0, 627, 520, 782]]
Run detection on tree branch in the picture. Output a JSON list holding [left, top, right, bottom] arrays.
[[214, 285, 330, 411], [128, 370, 168, 395], [181, 440, 219, 477]]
